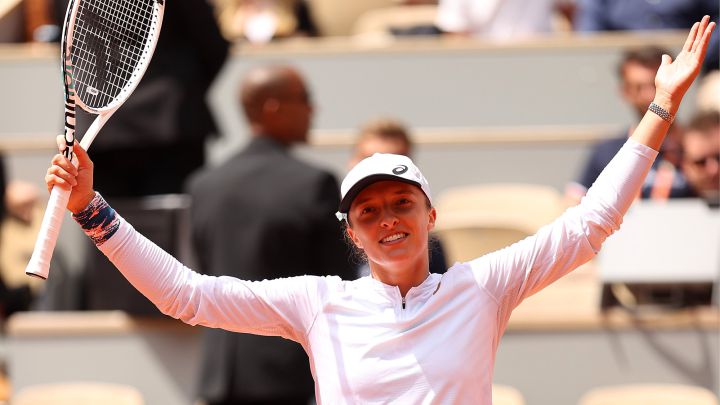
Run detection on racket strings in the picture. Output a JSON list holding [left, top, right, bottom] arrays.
[[70, 0, 156, 109]]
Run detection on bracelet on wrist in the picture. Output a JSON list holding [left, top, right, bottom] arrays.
[[648, 102, 674, 123]]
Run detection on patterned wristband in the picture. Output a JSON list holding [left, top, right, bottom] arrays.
[[72, 192, 120, 246], [648, 102, 674, 123]]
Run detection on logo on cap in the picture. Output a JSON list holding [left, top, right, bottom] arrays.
[[392, 165, 408, 175]]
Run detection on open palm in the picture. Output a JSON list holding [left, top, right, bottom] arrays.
[[654, 16, 716, 109]]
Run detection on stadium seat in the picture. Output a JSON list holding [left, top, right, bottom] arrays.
[[433, 183, 563, 263], [578, 384, 719, 405], [5, 311, 200, 404], [13, 382, 144, 405]]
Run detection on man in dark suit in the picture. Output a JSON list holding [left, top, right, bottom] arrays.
[[186, 65, 354, 405], [85, 0, 229, 197]]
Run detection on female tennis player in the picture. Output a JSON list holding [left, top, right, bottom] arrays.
[[46, 17, 714, 404]]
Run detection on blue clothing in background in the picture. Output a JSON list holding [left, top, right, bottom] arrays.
[[575, 0, 719, 71], [577, 133, 696, 199]]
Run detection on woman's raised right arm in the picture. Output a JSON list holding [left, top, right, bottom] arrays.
[[46, 140, 325, 342]]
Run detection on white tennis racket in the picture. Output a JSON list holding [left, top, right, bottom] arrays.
[[26, 0, 164, 279]]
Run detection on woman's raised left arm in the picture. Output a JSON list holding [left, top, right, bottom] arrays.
[[472, 17, 716, 313], [631, 16, 716, 151]]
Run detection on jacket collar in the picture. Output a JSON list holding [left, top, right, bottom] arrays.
[[358, 272, 441, 300], [244, 135, 289, 156]]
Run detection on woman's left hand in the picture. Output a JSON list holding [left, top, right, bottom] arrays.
[[654, 15, 716, 114]]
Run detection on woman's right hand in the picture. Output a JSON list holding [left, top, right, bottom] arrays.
[[45, 135, 96, 214]]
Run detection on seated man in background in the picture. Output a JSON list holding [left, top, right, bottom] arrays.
[[681, 110, 720, 206], [349, 117, 448, 276], [566, 46, 694, 204]]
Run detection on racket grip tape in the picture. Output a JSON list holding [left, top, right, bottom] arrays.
[[25, 186, 72, 279]]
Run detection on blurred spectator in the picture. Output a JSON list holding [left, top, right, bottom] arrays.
[[349, 117, 448, 276], [4, 181, 39, 225], [575, 0, 719, 71], [681, 110, 720, 205], [566, 46, 694, 204], [0, 179, 41, 281], [0, 159, 41, 258], [23, 0, 56, 41], [349, 117, 416, 168], [43, 0, 229, 314], [214, 0, 317, 43], [186, 65, 354, 405], [696, 70, 720, 113], [435, 0, 574, 39], [75, 0, 230, 198], [49, 0, 228, 196], [0, 156, 33, 320]]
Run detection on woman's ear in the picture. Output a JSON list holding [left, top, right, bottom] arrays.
[[346, 225, 364, 249], [427, 207, 437, 231]]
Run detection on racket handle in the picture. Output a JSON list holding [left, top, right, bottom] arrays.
[[25, 185, 72, 280]]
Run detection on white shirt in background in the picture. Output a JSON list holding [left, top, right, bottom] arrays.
[[435, 0, 557, 39]]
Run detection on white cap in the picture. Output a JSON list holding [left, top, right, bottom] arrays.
[[336, 153, 432, 221]]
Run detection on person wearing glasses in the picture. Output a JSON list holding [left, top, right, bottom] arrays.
[[681, 110, 720, 206]]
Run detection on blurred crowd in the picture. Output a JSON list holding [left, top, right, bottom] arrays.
[[0, 0, 715, 50]]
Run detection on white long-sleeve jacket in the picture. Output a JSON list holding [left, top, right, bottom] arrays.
[[75, 140, 657, 404]]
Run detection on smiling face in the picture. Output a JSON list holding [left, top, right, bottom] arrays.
[[345, 180, 436, 285]]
